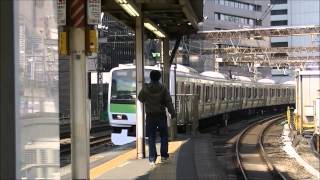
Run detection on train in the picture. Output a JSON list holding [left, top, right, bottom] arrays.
[[108, 64, 295, 145]]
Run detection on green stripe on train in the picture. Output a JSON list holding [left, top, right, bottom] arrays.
[[110, 103, 136, 113]]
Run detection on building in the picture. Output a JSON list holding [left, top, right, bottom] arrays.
[[270, 0, 320, 49], [180, 0, 271, 74], [202, 0, 270, 31]]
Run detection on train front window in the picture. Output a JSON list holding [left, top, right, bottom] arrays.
[[111, 69, 152, 103]]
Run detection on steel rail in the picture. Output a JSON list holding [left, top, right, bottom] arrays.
[[259, 117, 288, 180], [235, 114, 284, 180]]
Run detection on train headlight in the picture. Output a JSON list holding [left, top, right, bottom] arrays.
[[112, 114, 128, 120]]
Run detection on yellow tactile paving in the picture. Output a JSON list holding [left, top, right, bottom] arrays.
[[90, 139, 187, 179]]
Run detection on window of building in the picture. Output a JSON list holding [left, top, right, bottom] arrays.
[[255, 19, 262, 26], [271, 20, 288, 26], [271, 42, 288, 47], [214, 13, 221, 20], [254, 5, 262, 11], [214, 0, 262, 11], [271, 0, 287, 5], [214, 13, 262, 26], [271, 9, 288, 15]]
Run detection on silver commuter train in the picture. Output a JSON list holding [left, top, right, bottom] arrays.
[[108, 64, 295, 145]]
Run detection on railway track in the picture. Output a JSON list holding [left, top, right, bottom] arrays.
[[235, 114, 287, 180], [60, 133, 112, 155], [60, 120, 111, 139]]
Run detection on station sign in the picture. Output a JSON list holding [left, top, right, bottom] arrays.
[[57, 0, 66, 26], [87, 0, 101, 25]]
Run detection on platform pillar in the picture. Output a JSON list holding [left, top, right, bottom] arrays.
[[69, 0, 90, 178], [135, 10, 146, 159]]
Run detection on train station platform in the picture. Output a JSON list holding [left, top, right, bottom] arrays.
[[88, 134, 226, 180]]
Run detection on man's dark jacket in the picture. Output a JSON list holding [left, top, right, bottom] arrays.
[[138, 81, 175, 118]]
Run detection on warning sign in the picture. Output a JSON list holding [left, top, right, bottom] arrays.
[[57, 0, 66, 26], [87, 0, 101, 25]]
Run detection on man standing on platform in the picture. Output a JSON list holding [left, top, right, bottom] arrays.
[[138, 70, 176, 165]]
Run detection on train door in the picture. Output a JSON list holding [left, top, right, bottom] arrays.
[[234, 86, 240, 110], [196, 84, 203, 117], [263, 87, 269, 106], [221, 85, 227, 114], [240, 86, 244, 109], [212, 85, 217, 115]]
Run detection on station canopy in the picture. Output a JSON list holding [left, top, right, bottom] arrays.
[[101, 0, 203, 38]]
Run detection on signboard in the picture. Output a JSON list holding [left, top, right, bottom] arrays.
[[87, 0, 101, 25], [216, 57, 223, 62], [152, 52, 161, 58], [57, 0, 66, 26]]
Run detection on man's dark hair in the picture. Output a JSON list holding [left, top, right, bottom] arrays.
[[150, 70, 161, 82]]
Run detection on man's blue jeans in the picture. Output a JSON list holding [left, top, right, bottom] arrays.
[[146, 114, 169, 162]]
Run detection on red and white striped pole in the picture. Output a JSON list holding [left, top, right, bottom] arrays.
[[69, 0, 90, 179], [70, 0, 86, 28]]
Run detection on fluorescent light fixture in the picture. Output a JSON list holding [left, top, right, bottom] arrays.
[[115, 0, 140, 17], [144, 21, 166, 38]]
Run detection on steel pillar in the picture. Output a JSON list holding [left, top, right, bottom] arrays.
[[162, 38, 170, 88], [70, 26, 90, 180], [161, 38, 176, 139], [135, 12, 145, 159]]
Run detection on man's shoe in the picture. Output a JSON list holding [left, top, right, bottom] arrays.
[[161, 157, 169, 163]]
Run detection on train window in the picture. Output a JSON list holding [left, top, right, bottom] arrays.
[[253, 88, 257, 98], [235, 87, 239, 99], [227, 87, 232, 100], [205, 86, 210, 102], [246, 87, 251, 98], [259, 88, 263, 98], [189, 83, 193, 94], [240, 87, 244, 97], [196, 85, 201, 101], [185, 84, 190, 94], [211, 85, 214, 100], [277, 89, 280, 97], [179, 82, 184, 94], [264, 88, 268, 97], [271, 89, 275, 97], [214, 86, 218, 100], [222, 87, 226, 100]]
